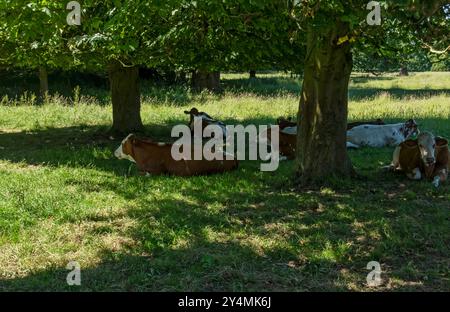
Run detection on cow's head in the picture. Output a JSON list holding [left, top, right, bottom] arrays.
[[417, 132, 436, 166], [184, 107, 199, 117], [277, 117, 296, 130], [401, 119, 419, 139], [114, 134, 136, 163]]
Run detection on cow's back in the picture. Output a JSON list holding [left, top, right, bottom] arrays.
[[279, 132, 296, 159], [347, 124, 403, 147]]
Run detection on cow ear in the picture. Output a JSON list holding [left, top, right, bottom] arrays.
[[184, 110, 190, 114], [436, 137, 448, 147]]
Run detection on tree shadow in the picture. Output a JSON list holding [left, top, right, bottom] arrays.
[[3, 71, 449, 104], [221, 76, 301, 96], [1, 117, 449, 291], [1, 163, 448, 291], [1, 115, 449, 174], [350, 76, 395, 83], [349, 88, 450, 101], [0, 177, 442, 291]]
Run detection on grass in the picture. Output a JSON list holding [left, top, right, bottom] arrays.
[[0, 72, 449, 291]]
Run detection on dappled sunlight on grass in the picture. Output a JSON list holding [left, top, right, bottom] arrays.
[[0, 72, 449, 291]]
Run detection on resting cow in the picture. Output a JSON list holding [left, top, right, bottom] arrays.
[[258, 117, 297, 160], [389, 132, 449, 187], [114, 134, 238, 176], [346, 119, 419, 148], [261, 118, 388, 158], [184, 107, 227, 138], [277, 117, 297, 130], [347, 118, 385, 130], [276, 117, 385, 132]]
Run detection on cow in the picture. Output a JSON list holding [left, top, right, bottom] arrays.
[[347, 118, 385, 130], [388, 132, 449, 187], [184, 107, 227, 138], [346, 119, 419, 149], [277, 117, 297, 130], [261, 118, 387, 158], [258, 126, 296, 160], [114, 134, 238, 176], [278, 131, 296, 160], [276, 117, 385, 132]]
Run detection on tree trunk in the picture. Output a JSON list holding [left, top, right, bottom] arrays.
[[399, 66, 409, 76], [109, 61, 143, 134], [249, 70, 256, 79], [295, 20, 355, 185], [191, 70, 220, 92], [39, 67, 48, 97]]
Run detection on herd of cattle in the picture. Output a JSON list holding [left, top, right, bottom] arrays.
[[114, 107, 449, 187]]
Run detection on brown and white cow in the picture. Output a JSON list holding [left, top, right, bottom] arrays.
[[277, 117, 297, 130], [184, 107, 227, 138], [347, 119, 419, 149], [114, 134, 238, 176], [389, 132, 449, 187], [258, 126, 296, 160]]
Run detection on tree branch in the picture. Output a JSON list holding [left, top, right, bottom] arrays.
[[422, 42, 450, 54]]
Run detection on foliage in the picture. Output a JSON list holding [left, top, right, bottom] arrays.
[[0, 0, 70, 70]]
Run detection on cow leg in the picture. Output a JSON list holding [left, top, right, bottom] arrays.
[[390, 146, 401, 171], [432, 169, 448, 188], [406, 167, 422, 180], [432, 176, 440, 188], [383, 146, 401, 171]]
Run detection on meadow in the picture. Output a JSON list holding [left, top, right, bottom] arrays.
[[0, 71, 449, 291]]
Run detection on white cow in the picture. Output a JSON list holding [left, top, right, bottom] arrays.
[[346, 119, 419, 149]]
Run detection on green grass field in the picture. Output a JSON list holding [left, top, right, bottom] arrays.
[[0, 72, 449, 291]]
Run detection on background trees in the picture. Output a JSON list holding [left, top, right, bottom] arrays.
[[0, 0, 70, 96], [292, 0, 449, 185], [155, 0, 305, 91], [0, 0, 448, 183]]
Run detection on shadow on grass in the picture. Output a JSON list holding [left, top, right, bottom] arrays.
[[0, 119, 449, 291], [349, 88, 450, 101], [1, 114, 449, 175], [1, 173, 448, 291], [2, 71, 449, 105], [221, 76, 301, 96]]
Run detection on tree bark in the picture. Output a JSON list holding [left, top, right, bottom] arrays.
[[295, 20, 355, 185], [249, 70, 256, 78], [109, 61, 143, 134], [39, 67, 48, 97], [191, 70, 221, 92]]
